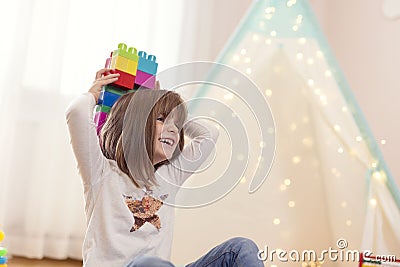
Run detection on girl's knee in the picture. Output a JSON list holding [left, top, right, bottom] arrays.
[[127, 255, 175, 267], [227, 237, 259, 252]]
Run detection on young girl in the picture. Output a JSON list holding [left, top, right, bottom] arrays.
[[66, 69, 263, 267]]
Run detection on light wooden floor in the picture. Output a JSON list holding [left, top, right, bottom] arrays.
[[8, 257, 82, 266]]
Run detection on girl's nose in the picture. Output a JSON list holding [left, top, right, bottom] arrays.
[[164, 119, 178, 133]]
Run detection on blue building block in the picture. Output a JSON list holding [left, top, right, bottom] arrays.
[[98, 90, 121, 107], [138, 51, 158, 75]]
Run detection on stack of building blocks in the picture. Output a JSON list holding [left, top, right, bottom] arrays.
[[0, 228, 7, 267], [95, 43, 158, 134]]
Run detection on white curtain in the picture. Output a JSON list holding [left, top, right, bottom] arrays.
[[0, 0, 187, 259]]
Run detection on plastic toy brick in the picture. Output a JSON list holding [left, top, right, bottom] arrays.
[[109, 69, 135, 90], [103, 84, 129, 96], [105, 52, 112, 68], [113, 43, 139, 61], [98, 90, 121, 107], [96, 104, 111, 114], [135, 69, 156, 89], [138, 51, 158, 75], [94, 111, 108, 134], [0, 256, 6, 264], [111, 54, 138, 76]]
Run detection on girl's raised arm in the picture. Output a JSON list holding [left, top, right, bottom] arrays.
[[65, 69, 119, 185], [169, 118, 219, 185]]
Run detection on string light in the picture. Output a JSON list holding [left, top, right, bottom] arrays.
[[266, 38, 272, 45], [284, 179, 291, 186], [244, 57, 251, 63], [292, 156, 301, 164], [296, 14, 303, 24], [252, 34, 259, 41], [356, 136, 362, 142], [341, 106, 348, 112], [337, 147, 344, 154], [270, 30, 277, 37], [346, 220, 352, 226], [380, 139, 386, 145], [324, 70, 332, 77], [369, 198, 377, 206], [259, 141, 267, 148], [246, 67, 252, 74], [233, 54, 240, 62], [273, 218, 281, 225], [292, 25, 299, 31], [298, 37, 307, 44], [224, 93, 234, 100], [265, 89, 272, 97], [333, 125, 341, 132], [307, 79, 315, 87], [296, 52, 304, 60], [240, 48, 247, 55], [288, 201, 296, 207]]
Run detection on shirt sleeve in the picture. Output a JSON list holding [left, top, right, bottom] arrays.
[[166, 118, 220, 186], [65, 93, 106, 185]]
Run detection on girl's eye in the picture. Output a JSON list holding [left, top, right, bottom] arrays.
[[157, 116, 165, 122]]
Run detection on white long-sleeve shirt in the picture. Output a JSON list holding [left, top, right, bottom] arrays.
[[65, 93, 219, 267]]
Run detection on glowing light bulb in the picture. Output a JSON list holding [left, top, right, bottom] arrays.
[[356, 136, 362, 142], [284, 179, 291, 186], [224, 93, 234, 100], [325, 70, 332, 77], [268, 128, 274, 134], [369, 198, 377, 206], [273, 218, 281, 225], [342, 106, 348, 112], [265, 89, 272, 97], [270, 30, 277, 37], [259, 141, 266, 148], [380, 139, 386, 145], [338, 147, 344, 154], [296, 53, 304, 60], [292, 25, 299, 31], [266, 38, 272, 45], [246, 68, 252, 74], [240, 49, 247, 55], [233, 54, 240, 62], [346, 220, 352, 226], [244, 57, 251, 63], [371, 161, 378, 168], [298, 37, 306, 44], [296, 15, 303, 24], [252, 34, 259, 41], [288, 201, 295, 207], [292, 156, 301, 164], [334, 125, 341, 132], [316, 50, 323, 58], [307, 58, 314, 65], [307, 79, 315, 87]]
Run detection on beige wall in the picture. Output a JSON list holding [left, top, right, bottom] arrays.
[[309, 0, 400, 186]]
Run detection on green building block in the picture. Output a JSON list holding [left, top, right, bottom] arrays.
[[113, 43, 139, 61]]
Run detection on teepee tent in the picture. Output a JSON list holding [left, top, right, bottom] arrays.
[[171, 0, 400, 266]]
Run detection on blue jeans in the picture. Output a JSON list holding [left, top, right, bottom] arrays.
[[126, 237, 263, 267]]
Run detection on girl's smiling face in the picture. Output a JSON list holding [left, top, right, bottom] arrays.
[[153, 112, 180, 165]]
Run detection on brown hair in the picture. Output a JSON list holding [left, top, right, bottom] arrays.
[[100, 89, 187, 189]]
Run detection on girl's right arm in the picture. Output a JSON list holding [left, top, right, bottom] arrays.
[[65, 69, 119, 185]]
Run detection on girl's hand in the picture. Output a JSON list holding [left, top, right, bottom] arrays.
[[88, 68, 120, 103]]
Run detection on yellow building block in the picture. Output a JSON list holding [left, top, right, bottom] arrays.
[[111, 55, 138, 76]]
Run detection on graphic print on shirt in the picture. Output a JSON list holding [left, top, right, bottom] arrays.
[[123, 193, 168, 232]]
